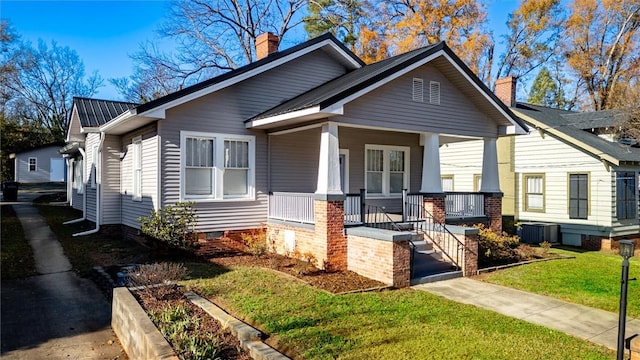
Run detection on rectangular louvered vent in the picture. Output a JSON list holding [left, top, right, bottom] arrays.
[[430, 81, 441, 105], [412, 78, 424, 102]]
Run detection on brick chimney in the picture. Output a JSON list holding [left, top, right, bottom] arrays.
[[495, 76, 517, 107], [256, 32, 280, 60]]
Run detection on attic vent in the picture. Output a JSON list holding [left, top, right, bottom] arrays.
[[412, 78, 424, 102], [430, 81, 441, 105]]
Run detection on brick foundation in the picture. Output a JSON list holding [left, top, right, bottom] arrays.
[[631, 335, 640, 360], [423, 196, 446, 224], [266, 222, 318, 259], [583, 234, 640, 252], [483, 193, 503, 233], [100, 224, 123, 237]]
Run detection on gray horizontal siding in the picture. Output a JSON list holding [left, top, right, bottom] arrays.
[[158, 49, 348, 232], [121, 125, 158, 230], [339, 65, 497, 138], [270, 126, 423, 213], [14, 146, 64, 183]]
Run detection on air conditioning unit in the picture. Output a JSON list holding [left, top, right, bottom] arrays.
[[520, 223, 559, 244]]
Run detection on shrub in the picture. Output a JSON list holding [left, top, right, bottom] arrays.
[[138, 201, 198, 250], [240, 229, 267, 257], [540, 240, 552, 254], [127, 262, 189, 299], [475, 224, 521, 267]]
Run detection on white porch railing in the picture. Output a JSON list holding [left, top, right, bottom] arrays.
[[445, 192, 485, 217], [268, 192, 315, 224]]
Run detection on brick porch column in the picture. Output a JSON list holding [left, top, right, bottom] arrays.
[[315, 122, 346, 271], [315, 198, 346, 271], [392, 240, 411, 287], [462, 228, 479, 276], [484, 193, 503, 233], [423, 193, 446, 224]]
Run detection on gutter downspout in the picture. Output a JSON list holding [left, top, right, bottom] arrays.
[[64, 148, 87, 224], [73, 132, 105, 237]]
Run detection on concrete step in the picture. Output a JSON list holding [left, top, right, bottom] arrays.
[[412, 257, 454, 274], [412, 240, 433, 253], [410, 271, 463, 285]]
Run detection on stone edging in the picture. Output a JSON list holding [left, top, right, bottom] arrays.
[[185, 291, 291, 360], [112, 287, 178, 360]]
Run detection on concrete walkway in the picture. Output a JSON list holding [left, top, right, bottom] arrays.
[[414, 277, 640, 351], [1, 192, 125, 359]]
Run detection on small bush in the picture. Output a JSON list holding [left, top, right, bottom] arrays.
[[475, 224, 521, 267], [138, 202, 198, 250], [540, 241, 552, 254], [240, 229, 267, 257], [127, 262, 189, 299]]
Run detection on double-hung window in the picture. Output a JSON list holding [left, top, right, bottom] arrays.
[[365, 145, 409, 197], [28, 157, 37, 172], [181, 131, 255, 201], [616, 171, 637, 220], [74, 158, 84, 194], [132, 136, 142, 201], [524, 174, 544, 212], [568, 173, 589, 219]]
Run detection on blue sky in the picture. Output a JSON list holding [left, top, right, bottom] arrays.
[[1, 0, 520, 100]]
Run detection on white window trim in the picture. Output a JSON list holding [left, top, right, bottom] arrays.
[[364, 144, 410, 198], [28, 157, 37, 172], [180, 131, 256, 202], [132, 136, 142, 201], [339, 149, 350, 193], [91, 145, 98, 188], [75, 158, 84, 195]]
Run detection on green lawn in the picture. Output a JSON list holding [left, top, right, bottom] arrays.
[[184, 263, 614, 360], [480, 247, 640, 318], [1, 204, 37, 280]]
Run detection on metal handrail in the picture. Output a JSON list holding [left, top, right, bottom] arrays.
[[403, 190, 468, 270]]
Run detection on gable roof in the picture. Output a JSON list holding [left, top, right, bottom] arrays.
[[73, 97, 139, 128], [513, 103, 640, 165], [99, 33, 364, 135], [10, 142, 66, 157], [247, 41, 528, 134]]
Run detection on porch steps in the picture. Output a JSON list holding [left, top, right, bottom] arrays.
[[411, 236, 459, 283]]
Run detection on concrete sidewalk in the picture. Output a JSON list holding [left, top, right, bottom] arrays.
[[0, 191, 125, 359], [414, 277, 640, 351]]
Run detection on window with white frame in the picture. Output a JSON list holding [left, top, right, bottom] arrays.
[[524, 174, 544, 212], [569, 173, 588, 219], [132, 136, 142, 201], [91, 145, 98, 188], [28, 157, 36, 172], [181, 131, 255, 201], [365, 145, 409, 197], [441, 175, 454, 192]]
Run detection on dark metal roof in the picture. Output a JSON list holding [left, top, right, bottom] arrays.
[[13, 142, 66, 155], [248, 41, 528, 132], [135, 33, 364, 114], [515, 103, 640, 163], [73, 97, 139, 127]]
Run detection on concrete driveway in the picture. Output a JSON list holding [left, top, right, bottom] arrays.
[[1, 190, 126, 359]]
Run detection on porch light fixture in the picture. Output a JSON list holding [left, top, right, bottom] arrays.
[[617, 239, 635, 360]]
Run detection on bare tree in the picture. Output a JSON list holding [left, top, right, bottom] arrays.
[[116, 0, 306, 102], [2, 39, 102, 140]]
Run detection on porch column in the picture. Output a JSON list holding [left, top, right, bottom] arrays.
[[419, 132, 442, 193], [315, 122, 346, 271], [480, 138, 500, 193], [481, 137, 503, 233], [420, 132, 446, 224]]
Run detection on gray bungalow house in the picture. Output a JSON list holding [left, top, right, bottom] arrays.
[[63, 33, 528, 286], [10, 142, 66, 183]]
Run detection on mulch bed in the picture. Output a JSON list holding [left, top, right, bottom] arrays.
[[207, 252, 388, 294], [135, 289, 252, 360]]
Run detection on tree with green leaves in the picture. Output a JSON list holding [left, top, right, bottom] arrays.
[[304, 0, 369, 51], [528, 67, 571, 109]]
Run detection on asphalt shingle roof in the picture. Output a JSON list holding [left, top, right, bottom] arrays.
[[74, 97, 138, 127], [515, 103, 640, 163]]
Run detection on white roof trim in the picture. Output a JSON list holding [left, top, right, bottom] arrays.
[[138, 39, 361, 118], [247, 106, 340, 128], [99, 109, 139, 133]]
